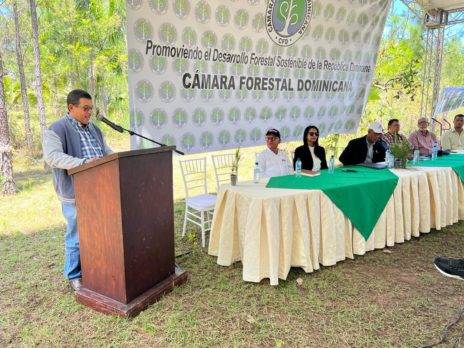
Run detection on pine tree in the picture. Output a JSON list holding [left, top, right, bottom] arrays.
[[29, 0, 47, 138], [13, 1, 33, 150], [0, 48, 17, 195]]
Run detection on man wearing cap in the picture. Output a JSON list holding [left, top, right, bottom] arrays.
[[339, 121, 386, 166], [441, 114, 464, 151], [408, 117, 438, 156], [257, 128, 292, 178]]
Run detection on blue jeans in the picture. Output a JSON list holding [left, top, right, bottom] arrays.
[[61, 202, 81, 280]]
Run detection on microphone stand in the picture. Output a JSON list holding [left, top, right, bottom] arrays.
[[95, 109, 184, 155], [121, 126, 185, 156], [431, 118, 444, 137]]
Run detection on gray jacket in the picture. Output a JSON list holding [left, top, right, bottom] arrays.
[[43, 116, 112, 203]]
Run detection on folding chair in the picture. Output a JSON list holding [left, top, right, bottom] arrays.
[[211, 153, 236, 192], [180, 158, 216, 247]]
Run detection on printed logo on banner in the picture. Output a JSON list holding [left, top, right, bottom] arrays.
[[266, 0, 312, 46]]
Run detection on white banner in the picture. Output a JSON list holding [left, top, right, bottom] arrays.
[[126, 0, 391, 153]]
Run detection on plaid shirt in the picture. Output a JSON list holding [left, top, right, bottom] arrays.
[[66, 114, 104, 159], [381, 132, 408, 147]]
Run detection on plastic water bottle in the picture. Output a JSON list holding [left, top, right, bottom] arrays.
[[281, 158, 289, 175], [328, 156, 335, 174], [431, 142, 438, 160], [413, 149, 420, 164], [386, 149, 394, 168], [287, 161, 293, 175], [295, 158, 302, 177], [253, 161, 260, 183]]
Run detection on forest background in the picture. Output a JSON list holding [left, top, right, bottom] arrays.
[[0, 0, 463, 195]]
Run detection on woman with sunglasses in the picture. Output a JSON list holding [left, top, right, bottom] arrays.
[[293, 125, 328, 172]]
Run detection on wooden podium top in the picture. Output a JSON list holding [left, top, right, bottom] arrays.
[[68, 146, 176, 175]]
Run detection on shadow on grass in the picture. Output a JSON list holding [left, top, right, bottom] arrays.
[[2, 213, 464, 346]]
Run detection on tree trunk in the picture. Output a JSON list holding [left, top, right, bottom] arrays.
[[29, 0, 47, 139], [13, 1, 33, 151], [88, 60, 96, 99], [0, 49, 18, 195], [101, 86, 109, 116]]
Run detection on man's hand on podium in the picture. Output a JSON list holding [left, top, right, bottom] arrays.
[[86, 157, 100, 163]]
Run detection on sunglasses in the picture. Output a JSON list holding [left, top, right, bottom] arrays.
[[308, 132, 319, 136]]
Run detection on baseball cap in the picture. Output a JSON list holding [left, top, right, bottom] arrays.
[[265, 128, 281, 139], [368, 121, 384, 134]]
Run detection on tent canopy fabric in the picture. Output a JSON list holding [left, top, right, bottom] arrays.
[[415, 0, 464, 10]]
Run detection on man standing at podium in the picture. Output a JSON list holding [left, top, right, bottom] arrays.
[[43, 89, 112, 291]]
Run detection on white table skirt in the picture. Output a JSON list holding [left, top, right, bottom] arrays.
[[208, 167, 464, 285]]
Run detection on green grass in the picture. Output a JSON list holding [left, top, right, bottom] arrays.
[[2, 145, 464, 347]]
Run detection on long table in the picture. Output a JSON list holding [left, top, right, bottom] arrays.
[[208, 166, 464, 285]]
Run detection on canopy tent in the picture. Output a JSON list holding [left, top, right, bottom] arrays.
[[399, 0, 464, 124], [414, 0, 464, 10]]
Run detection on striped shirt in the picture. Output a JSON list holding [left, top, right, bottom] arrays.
[[66, 114, 104, 159]]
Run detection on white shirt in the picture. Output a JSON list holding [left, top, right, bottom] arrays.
[[365, 139, 374, 163], [258, 147, 292, 178], [441, 129, 464, 151], [308, 146, 321, 171]]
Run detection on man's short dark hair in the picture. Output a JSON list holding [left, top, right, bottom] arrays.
[[388, 118, 399, 127], [67, 89, 92, 106], [454, 114, 464, 120]]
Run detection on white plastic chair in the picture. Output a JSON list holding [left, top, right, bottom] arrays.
[[212, 153, 236, 191], [289, 150, 295, 162], [180, 158, 216, 247]]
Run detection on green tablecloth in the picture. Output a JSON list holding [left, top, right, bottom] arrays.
[[266, 166, 399, 240], [415, 154, 464, 182]]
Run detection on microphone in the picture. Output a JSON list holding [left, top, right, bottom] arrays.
[[431, 117, 444, 136], [95, 108, 124, 133], [94, 107, 185, 155], [431, 117, 442, 127]]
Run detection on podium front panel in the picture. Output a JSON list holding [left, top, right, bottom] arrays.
[[74, 160, 127, 302], [119, 150, 175, 302]]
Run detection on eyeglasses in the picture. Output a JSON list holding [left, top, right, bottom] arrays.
[[77, 105, 94, 113], [308, 132, 319, 136]]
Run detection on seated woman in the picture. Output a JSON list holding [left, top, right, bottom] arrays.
[[293, 125, 328, 172]]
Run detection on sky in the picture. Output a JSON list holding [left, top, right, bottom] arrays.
[[0, 0, 462, 38], [387, 0, 464, 42]]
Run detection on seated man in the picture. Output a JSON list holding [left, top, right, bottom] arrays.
[[257, 128, 292, 178], [339, 122, 386, 166], [381, 118, 408, 147], [441, 114, 464, 151], [408, 117, 438, 156]]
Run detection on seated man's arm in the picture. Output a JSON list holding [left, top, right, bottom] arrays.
[[285, 152, 294, 173], [43, 129, 85, 170], [339, 141, 354, 165], [408, 133, 418, 150], [441, 132, 451, 151]]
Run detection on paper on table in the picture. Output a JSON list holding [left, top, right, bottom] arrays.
[[301, 171, 321, 177]]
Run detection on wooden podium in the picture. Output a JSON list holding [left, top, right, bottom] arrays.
[[68, 147, 187, 317]]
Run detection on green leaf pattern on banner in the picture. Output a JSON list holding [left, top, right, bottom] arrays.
[[127, 0, 391, 152]]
